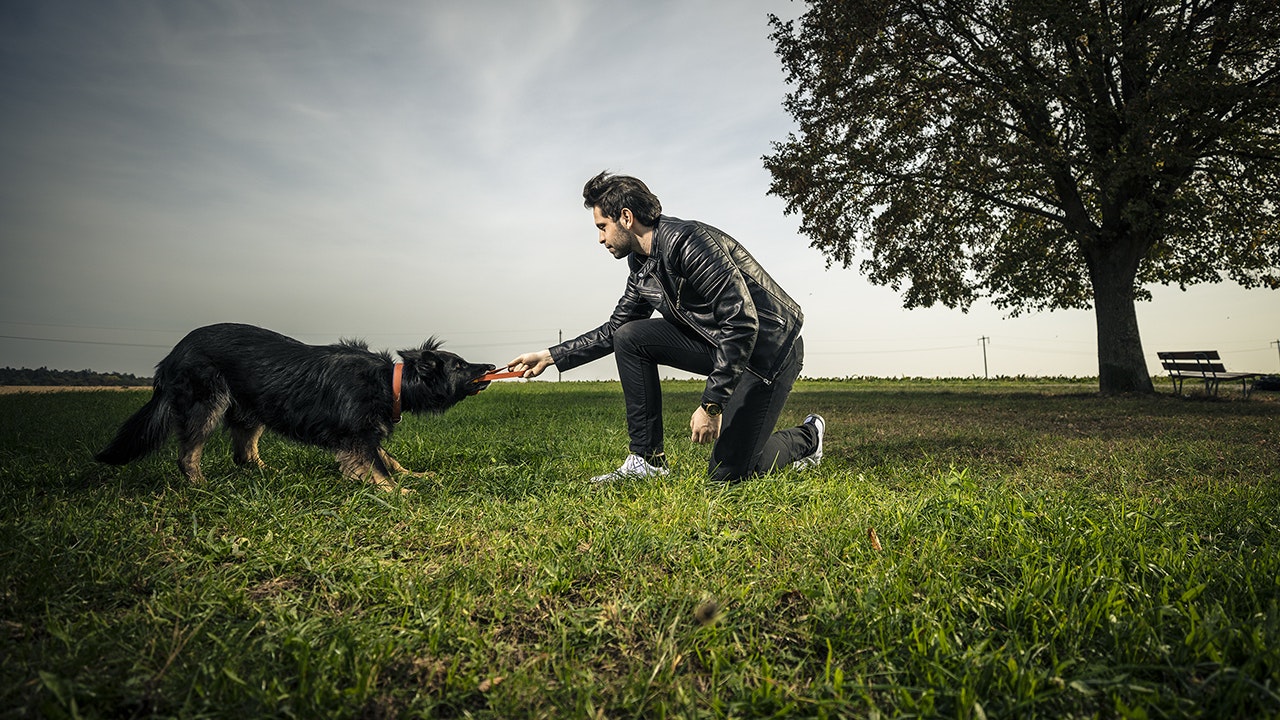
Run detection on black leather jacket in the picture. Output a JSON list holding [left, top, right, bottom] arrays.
[[550, 215, 804, 407]]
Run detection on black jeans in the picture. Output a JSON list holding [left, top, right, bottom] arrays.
[[613, 318, 816, 482]]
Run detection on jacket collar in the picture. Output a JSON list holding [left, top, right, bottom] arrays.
[[631, 215, 672, 273]]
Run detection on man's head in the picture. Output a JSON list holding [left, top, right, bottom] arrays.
[[584, 171, 662, 259], [583, 171, 662, 226]]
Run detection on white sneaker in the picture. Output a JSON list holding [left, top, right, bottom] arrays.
[[792, 414, 825, 470], [590, 453, 671, 484]]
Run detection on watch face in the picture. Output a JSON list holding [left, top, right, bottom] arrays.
[[704, 402, 722, 416]]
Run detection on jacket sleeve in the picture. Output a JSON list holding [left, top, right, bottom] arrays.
[[672, 229, 759, 407], [549, 271, 655, 372]]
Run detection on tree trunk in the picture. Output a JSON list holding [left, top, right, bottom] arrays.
[[1089, 245, 1156, 395]]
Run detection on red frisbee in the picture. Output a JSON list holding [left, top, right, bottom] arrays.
[[474, 370, 524, 383]]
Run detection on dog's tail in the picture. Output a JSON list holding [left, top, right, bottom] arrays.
[[95, 392, 174, 466]]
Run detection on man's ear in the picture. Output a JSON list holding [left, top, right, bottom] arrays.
[[619, 207, 633, 229]]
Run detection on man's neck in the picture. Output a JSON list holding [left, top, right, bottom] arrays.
[[635, 221, 656, 256]]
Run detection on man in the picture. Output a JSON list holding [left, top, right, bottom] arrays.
[[508, 171, 824, 483]]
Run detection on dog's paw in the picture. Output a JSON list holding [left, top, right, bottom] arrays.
[[370, 477, 416, 495]]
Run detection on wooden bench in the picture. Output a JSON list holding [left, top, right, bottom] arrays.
[[1157, 351, 1263, 398]]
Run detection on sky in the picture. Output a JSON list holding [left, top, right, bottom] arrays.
[[2, 0, 1276, 383]]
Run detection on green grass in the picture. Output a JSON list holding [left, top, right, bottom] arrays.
[[2, 380, 1278, 718]]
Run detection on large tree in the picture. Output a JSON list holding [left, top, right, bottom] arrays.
[[766, 0, 1280, 393]]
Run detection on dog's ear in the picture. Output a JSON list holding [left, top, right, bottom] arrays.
[[399, 348, 440, 377], [400, 337, 446, 379]]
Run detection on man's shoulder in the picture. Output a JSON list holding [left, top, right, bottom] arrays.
[[656, 215, 695, 236], [656, 215, 733, 247], [656, 215, 740, 259]]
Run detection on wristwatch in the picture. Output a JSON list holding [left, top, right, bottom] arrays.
[[701, 401, 722, 417]]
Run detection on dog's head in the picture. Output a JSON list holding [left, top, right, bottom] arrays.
[[397, 338, 495, 414]]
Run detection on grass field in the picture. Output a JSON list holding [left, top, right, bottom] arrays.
[[2, 379, 1278, 718]]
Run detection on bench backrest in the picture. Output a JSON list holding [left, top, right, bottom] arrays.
[[1157, 351, 1227, 374]]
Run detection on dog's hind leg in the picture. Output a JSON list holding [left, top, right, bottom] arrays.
[[176, 388, 230, 483]]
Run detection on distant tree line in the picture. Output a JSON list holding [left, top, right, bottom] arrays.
[[0, 367, 152, 387]]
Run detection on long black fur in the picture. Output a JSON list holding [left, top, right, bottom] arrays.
[[95, 323, 493, 489]]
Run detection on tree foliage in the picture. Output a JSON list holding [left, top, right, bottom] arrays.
[[0, 367, 152, 387], [766, 0, 1280, 391]]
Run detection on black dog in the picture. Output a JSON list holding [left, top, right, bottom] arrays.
[[95, 323, 494, 491]]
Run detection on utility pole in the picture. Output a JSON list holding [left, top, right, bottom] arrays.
[[978, 336, 990, 379], [1272, 339, 1280, 371], [558, 330, 563, 382]]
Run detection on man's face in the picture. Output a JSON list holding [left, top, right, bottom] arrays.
[[594, 206, 641, 259]]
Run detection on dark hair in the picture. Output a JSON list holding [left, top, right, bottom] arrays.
[[583, 171, 662, 226]]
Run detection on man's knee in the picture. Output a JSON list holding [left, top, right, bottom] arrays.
[[709, 459, 750, 484], [615, 320, 668, 360], [614, 321, 643, 355]]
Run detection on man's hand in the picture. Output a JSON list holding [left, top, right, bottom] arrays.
[[507, 349, 554, 378], [690, 406, 721, 444]]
